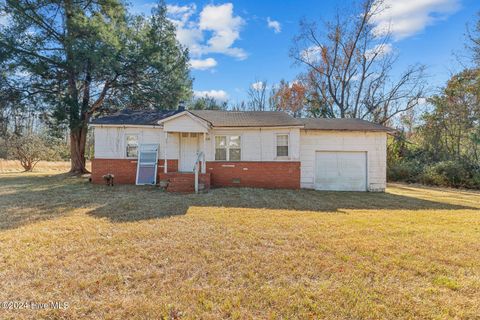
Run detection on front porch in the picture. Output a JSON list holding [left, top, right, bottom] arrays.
[[158, 111, 211, 192], [161, 131, 208, 175]]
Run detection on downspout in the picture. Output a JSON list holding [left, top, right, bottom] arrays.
[[260, 128, 262, 161]]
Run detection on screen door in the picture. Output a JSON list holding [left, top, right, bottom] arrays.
[[136, 144, 159, 185]]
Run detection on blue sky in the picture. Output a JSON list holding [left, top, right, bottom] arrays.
[[130, 0, 480, 105]]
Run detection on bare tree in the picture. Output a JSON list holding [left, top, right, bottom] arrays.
[[7, 134, 50, 171], [290, 0, 427, 124], [467, 12, 480, 66], [270, 80, 306, 117], [247, 80, 268, 111]]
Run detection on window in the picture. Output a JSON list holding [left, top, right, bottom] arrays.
[[215, 136, 227, 160], [276, 134, 289, 157], [215, 135, 241, 161], [126, 134, 138, 158]]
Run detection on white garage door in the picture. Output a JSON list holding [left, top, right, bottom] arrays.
[[315, 151, 367, 191]]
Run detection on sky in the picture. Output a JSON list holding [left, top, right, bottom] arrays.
[[130, 0, 479, 105]]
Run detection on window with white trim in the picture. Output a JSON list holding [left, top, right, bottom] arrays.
[[276, 134, 289, 157], [126, 134, 139, 158], [215, 135, 241, 161]]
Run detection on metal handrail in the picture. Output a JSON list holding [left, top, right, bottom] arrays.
[[193, 151, 205, 193], [193, 151, 205, 172]]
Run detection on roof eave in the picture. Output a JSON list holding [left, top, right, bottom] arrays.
[[89, 123, 163, 128], [302, 128, 393, 132], [212, 124, 305, 128]]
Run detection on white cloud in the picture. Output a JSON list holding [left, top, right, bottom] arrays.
[[199, 3, 246, 59], [251, 81, 266, 91], [417, 97, 428, 105], [364, 43, 393, 60], [167, 4, 196, 17], [167, 4, 204, 55], [167, 2, 247, 64], [194, 90, 229, 101], [371, 0, 460, 40], [190, 58, 218, 70], [267, 17, 281, 33], [300, 45, 322, 64]]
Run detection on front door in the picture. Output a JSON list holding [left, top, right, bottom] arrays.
[[179, 133, 199, 172]]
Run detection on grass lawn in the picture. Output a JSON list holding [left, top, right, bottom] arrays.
[[0, 172, 479, 319]]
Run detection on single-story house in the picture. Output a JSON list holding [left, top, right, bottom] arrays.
[[89, 107, 393, 192]]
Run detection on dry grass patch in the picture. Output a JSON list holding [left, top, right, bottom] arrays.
[[0, 160, 91, 173], [0, 173, 479, 319]]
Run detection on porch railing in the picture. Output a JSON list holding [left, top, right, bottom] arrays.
[[193, 151, 205, 193]]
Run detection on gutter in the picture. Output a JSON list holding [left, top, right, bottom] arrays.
[[88, 124, 163, 129]]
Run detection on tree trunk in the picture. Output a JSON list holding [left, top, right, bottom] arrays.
[[69, 123, 89, 174]]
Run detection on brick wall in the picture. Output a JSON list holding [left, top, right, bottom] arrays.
[[206, 161, 301, 189], [91, 159, 178, 184], [92, 159, 301, 189]]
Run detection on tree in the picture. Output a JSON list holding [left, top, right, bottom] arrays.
[[290, 0, 427, 124], [271, 80, 306, 117], [420, 69, 480, 162], [247, 80, 268, 111], [297, 72, 334, 118], [7, 133, 51, 171], [0, 67, 41, 157], [467, 12, 480, 65], [188, 96, 227, 110], [0, 0, 191, 174]]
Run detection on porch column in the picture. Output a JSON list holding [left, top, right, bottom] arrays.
[[202, 132, 207, 174], [164, 131, 168, 173]]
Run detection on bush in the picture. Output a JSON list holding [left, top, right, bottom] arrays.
[[471, 171, 480, 188], [387, 160, 424, 182], [421, 161, 471, 188], [7, 134, 55, 171], [389, 158, 480, 189]]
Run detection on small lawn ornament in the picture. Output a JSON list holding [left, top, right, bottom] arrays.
[[103, 174, 115, 186]]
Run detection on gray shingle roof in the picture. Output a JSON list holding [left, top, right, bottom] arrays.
[[300, 118, 393, 132], [189, 110, 304, 127], [90, 109, 393, 132], [90, 109, 181, 126]]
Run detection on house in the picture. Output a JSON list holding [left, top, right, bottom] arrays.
[[89, 107, 393, 192]]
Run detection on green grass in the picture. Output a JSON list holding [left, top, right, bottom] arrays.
[[0, 172, 480, 319]]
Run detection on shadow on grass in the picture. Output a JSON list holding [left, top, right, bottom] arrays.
[[390, 183, 480, 196], [0, 173, 477, 230]]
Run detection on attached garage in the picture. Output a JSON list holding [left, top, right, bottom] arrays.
[[300, 118, 392, 192], [315, 151, 367, 191]]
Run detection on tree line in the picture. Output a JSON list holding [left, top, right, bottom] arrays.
[[1, 0, 479, 189]]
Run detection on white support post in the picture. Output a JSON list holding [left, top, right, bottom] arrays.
[[202, 132, 207, 174], [164, 131, 168, 173]]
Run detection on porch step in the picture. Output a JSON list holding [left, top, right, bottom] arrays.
[[158, 172, 211, 193]]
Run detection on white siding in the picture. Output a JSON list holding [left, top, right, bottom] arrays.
[[93, 126, 301, 162], [206, 128, 301, 162], [300, 130, 387, 191], [163, 114, 208, 133], [93, 127, 179, 159]]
